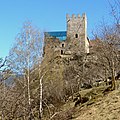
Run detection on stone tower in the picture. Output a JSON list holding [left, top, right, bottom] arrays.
[[66, 13, 89, 53]]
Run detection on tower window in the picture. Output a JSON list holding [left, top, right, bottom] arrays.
[[75, 34, 78, 38], [62, 43, 64, 47], [61, 50, 63, 55]]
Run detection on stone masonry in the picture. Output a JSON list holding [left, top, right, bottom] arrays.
[[44, 13, 89, 58]]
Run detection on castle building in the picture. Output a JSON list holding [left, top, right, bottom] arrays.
[[44, 13, 89, 58]]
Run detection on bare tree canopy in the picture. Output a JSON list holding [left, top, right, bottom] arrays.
[[8, 21, 43, 74]]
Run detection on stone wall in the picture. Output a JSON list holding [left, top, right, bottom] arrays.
[[44, 13, 89, 59], [66, 13, 89, 53]]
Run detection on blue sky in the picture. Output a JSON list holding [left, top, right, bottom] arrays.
[[0, 0, 114, 58]]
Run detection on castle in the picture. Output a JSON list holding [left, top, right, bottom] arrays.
[[44, 13, 89, 58]]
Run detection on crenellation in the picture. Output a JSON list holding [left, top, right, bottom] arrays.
[[82, 13, 87, 20], [44, 13, 89, 58], [66, 14, 70, 22], [67, 13, 87, 20], [72, 14, 76, 19], [77, 14, 81, 18]]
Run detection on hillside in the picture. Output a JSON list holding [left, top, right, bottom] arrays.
[[50, 85, 120, 120], [73, 89, 120, 120]]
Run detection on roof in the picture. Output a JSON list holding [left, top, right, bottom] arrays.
[[45, 31, 67, 41]]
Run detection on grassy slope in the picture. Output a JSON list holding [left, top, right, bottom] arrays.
[[73, 89, 120, 120], [52, 84, 120, 120]]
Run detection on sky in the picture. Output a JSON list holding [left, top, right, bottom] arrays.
[[0, 0, 115, 58]]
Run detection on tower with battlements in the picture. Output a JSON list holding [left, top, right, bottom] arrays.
[[66, 13, 89, 54], [44, 13, 89, 58]]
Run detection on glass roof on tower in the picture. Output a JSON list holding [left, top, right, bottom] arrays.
[[45, 31, 67, 41]]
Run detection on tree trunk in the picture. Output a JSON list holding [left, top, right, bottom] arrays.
[[111, 59, 116, 90], [23, 74, 27, 119], [27, 54, 32, 119], [39, 75, 43, 119]]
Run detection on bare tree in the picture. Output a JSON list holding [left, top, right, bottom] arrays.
[[108, 0, 120, 24], [0, 58, 7, 70], [92, 0, 120, 90], [92, 20, 120, 90], [7, 21, 43, 119]]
